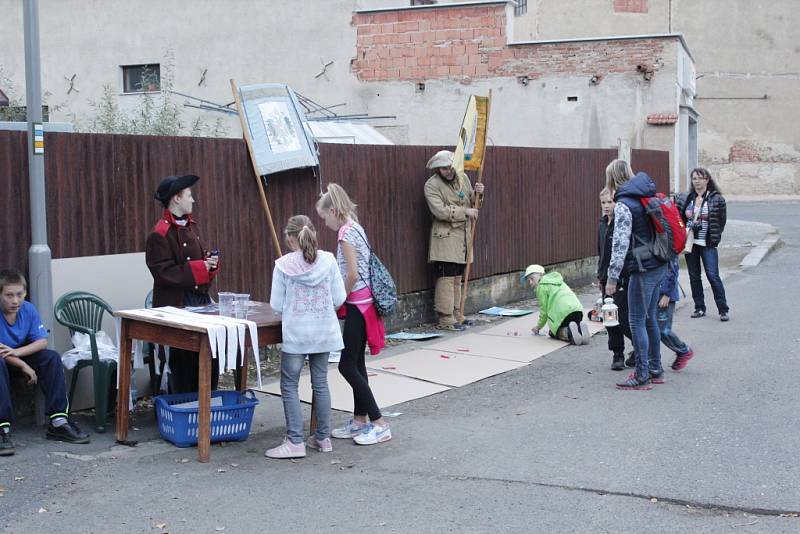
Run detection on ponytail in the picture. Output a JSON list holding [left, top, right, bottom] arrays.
[[316, 183, 358, 223], [284, 215, 318, 264]]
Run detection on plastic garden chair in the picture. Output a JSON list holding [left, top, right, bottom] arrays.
[[54, 291, 117, 433]]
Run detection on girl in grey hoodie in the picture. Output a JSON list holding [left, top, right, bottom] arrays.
[[265, 215, 346, 459]]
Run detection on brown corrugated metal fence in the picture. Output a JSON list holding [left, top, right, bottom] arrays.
[[0, 131, 669, 301]]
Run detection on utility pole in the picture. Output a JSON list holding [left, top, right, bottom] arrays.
[[23, 0, 54, 336]]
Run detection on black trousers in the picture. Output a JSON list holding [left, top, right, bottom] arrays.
[[338, 304, 381, 421], [549, 311, 585, 342], [161, 289, 219, 394], [433, 261, 465, 278], [601, 282, 632, 355]]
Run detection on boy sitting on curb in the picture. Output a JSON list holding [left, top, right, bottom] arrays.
[[523, 264, 591, 345], [0, 269, 89, 456]]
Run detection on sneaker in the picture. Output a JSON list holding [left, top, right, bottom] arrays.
[[331, 419, 368, 439], [720, 313, 730, 322], [265, 437, 306, 459], [0, 427, 14, 456], [615, 373, 653, 390], [691, 309, 706, 318], [306, 436, 333, 453], [671, 349, 694, 371], [579, 321, 591, 345], [625, 351, 636, 368], [611, 353, 625, 371], [46, 420, 90, 444], [568, 322, 583, 345], [649, 368, 666, 384], [459, 319, 476, 327], [353, 423, 392, 446]]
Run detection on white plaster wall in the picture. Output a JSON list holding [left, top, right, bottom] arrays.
[[0, 0, 389, 136]]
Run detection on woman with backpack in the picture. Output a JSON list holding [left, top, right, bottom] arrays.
[[604, 160, 668, 390], [316, 184, 391, 446], [678, 167, 729, 321]]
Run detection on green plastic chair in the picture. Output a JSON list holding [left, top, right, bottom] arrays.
[[54, 291, 117, 433]]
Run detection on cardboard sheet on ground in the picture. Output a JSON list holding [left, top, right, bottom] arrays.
[[387, 332, 443, 341], [255, 368, 450, 413], [479, 310, 605, 337], [366, 349, 527, 387], [478, 306, 533, 317], [422, 333, 567, 363]]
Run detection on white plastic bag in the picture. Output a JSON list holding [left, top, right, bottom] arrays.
[[61, 331, 119, 370]]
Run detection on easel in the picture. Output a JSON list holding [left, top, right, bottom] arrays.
[[230, 79, 318, 433], [459, 90, 492, 319]]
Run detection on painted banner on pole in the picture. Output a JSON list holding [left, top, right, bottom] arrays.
[[453, 95, 489, 174]]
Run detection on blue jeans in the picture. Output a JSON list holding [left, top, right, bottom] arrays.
[[628, 263, 667, 380], [280, 352, 331, 444], [685, 245, 729, 314], [657, 302, 690, 355], [0, 349, 69, 425]]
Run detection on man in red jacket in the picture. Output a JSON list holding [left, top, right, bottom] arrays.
[[146, 175, 219, 393]]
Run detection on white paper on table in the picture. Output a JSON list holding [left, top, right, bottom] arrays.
[[116, 307, 262, 388]]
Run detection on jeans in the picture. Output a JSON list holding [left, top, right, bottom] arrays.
[[280, 352, 331, 444], [628, 263, 667, 380], [657, 302, 690, 355], [685, 245, 729, 314], [338, 304, 382, 421], [0, 349, 69, 425]]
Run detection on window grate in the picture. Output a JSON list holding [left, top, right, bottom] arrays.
[[515, 0, 528, 16]]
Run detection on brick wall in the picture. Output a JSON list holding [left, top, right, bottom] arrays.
[[351, 4, 669, 82], [613, 0, 648, 13], [729, 140, 762, 162]]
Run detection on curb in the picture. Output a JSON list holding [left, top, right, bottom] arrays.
[[739, 227, 784, 269]]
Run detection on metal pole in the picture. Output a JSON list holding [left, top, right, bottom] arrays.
[[23, 0, 54, 337]]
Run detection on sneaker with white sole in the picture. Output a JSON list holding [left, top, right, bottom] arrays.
[[579, 321, 591, 345], [353, 423, 392, 445], [265, 437, 306, 459], [568, 321, 583, 345], [331, 419, 367, 439], [306, 436, 333, 453]]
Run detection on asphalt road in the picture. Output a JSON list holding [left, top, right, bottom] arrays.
[[2, 202, 798, 533]]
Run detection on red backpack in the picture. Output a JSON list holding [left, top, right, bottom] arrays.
[[639, 193, 687, 262]]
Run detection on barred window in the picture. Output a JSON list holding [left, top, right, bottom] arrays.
[[515, 0, 528, 16]]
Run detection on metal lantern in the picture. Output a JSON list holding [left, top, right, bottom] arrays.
[[601, 297, 619, 327]]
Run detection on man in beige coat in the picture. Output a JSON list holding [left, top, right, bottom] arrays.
[[424, 150, 485, 330]]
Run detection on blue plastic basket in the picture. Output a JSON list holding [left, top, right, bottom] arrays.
[[154, 390, 259, 448]]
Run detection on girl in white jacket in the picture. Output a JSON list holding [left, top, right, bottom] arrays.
[[265, 215, 346, 459]]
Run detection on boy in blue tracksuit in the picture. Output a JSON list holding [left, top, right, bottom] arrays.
[[1, 269, 90, 456], [658, 258, 694, 373]]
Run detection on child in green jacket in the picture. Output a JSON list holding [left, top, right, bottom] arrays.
[[523, 264, 590, 345]]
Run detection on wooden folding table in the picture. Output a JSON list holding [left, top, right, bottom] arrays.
[[114, 302, 281, 462]]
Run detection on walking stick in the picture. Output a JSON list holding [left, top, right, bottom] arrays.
[[459, 91, 492, 319]]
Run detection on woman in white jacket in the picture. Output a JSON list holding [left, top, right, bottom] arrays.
[[265, 215, 346, 459]]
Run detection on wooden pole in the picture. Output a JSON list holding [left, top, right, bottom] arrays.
[[230, 79, 282, 257], [459, 90, 492, 319], [230, 80, 317, 433]]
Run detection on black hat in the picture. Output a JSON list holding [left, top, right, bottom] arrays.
[[154, 175, 200, 207]]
